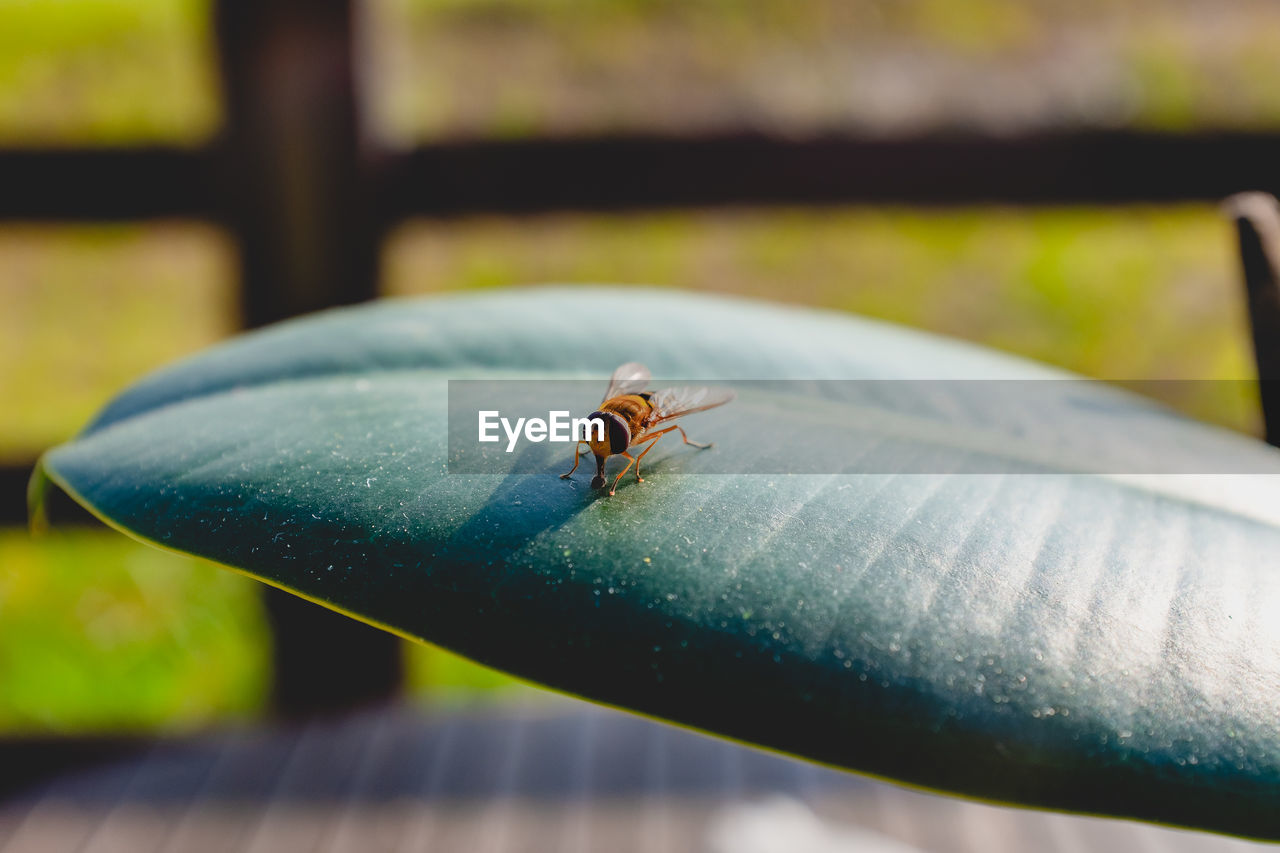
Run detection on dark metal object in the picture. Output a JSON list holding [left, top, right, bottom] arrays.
[[1227, 193, 1280, 447]]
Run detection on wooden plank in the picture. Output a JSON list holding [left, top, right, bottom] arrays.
[[214, 0, 380, 324], [213, 0, 398, 715], [0, 149, 214, 222], [1, 131, 1278, 224], [381, 131, 1280, 216]]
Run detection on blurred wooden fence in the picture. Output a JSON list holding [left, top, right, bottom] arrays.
[[2, 0, 1279, 713]]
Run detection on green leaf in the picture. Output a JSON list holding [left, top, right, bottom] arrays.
[[39, 286, 1280, 840]]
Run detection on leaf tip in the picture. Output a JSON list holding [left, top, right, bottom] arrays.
[[26, 456, 52, 537]]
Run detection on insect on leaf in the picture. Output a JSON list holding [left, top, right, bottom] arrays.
[[36, 286, 1280, 841]]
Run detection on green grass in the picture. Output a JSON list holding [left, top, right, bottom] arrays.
[[370, 0, 1280, 142], [3, 0, 1280, 144], [405, 644, 551, 708], [0, 0, 218, 144], [384, 205, 1259, 432], [0, 527, 267, 732], [0, 224, 236, 463]]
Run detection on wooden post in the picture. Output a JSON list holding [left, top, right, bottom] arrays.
[[1227, 192, 1280, 447], [214, 0, 400, 715]]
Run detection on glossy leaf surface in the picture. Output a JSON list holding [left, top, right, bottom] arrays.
[[40, 288, 1280, 839]]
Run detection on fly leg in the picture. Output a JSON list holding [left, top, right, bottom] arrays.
[[673, 424, 713, 449], [628, 426, 678, 483], [559, 441, 587, 479], [609, 451, 640, 495], [605, 423, 714, 495]]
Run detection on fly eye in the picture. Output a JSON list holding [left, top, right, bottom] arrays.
[[607, 415, 631, 454]]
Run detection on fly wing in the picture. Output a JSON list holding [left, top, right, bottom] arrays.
[[649, 385, 736, 422], [603, 362, 651, 401]]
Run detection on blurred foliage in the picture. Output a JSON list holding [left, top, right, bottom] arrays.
[[0, 0, 1272, 730], [405, 644, 550, 708], [0, 0, 219, 144], [370, 0, 1280, 141], [0, 528, 267, 732], [384, 205, 1259, 433], [0, 224, 236, 463], [3, 0, 1280, 143]]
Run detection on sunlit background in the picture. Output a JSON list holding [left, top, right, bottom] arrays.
[[0, 0, 1272, 733]]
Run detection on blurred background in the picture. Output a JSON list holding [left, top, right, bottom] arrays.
[[0, 0, 1274, 752], [8, 2, 1280, 849]]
